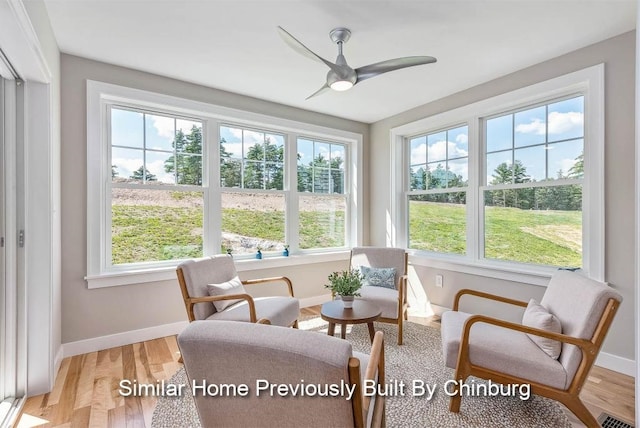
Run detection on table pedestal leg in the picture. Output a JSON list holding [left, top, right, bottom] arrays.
[[367, 322, 376, 342], [328, 322, 335, 337], [340, 323, 346, 339]]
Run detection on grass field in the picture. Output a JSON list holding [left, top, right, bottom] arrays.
[[112, 201, 580, 267], [409, 201, 582, 267], [111, 205, 344, 264]]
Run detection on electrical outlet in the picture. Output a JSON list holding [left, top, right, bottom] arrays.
[[435, 274, 443, 288]]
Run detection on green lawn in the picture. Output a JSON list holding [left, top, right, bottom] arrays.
[[112, 205, 344, 264], [409, 201, 582, 267]]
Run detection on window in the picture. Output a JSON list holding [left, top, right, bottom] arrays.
[[407, 126, 468, 254], [87, 81, 362, 287], [392, 65, 604, 281], [483, 97, 584, 266], [297, 138, 347, 249]]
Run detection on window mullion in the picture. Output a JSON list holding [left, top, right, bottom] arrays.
[[468, 117, 480, 262], [286, 133, 299, 252], [204, 119, 220, 256]]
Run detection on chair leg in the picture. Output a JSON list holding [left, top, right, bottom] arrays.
[[293, 319, 299, 329], [449, 373, 467, 413], [561, 396, 598, 427], [397, 316, 403, 345]]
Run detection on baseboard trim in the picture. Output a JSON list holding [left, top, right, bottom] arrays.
[[595, 352, 636, 378], [300, 294, 332, 308], [62, 321, 189, 358]]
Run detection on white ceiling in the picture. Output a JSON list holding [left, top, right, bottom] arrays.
[[43, 0, 635, 123]]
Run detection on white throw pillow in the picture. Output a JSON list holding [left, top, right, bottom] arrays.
[[207, 276, 246, 312], [522, 299, 562, 359]]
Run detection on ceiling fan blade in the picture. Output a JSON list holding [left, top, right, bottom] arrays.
[[277, 26, 343, 76], [305, 84, 331, 100], [355, 56, 437, 83]]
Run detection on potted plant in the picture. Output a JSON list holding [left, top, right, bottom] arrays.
[[325, 269, 364, 308], [255, 247, 263, 259], [282, 244, 289, 257]]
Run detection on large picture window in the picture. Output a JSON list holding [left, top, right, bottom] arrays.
[[87, 81, 362, 287], [395, 65, 603, 280]]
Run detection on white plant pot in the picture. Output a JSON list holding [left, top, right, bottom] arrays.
[[341, 296, 354, 309]]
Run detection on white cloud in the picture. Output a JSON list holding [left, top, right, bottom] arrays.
[[151, 115, 175, 139], [515, 111, 583, 136], [410, 142, 426, 165], [146, 159, 175, 184], [411, 139, 468, 165], [456, 133, 468, 144]]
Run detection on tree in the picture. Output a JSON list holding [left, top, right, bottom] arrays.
[[112, 165, 118, 178], [568, 152, 584, 178], [488, 161, 530, 207], [130, 165, 157, 181], [164, 125, 202, 185], [220, 138, 241, 187]]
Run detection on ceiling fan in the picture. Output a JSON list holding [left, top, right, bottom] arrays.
[[277, 26, 437, 99]]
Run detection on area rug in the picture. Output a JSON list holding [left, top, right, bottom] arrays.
[[151, 318, 571, 427]]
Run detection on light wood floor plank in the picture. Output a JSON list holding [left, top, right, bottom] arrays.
[[18, 308, 635, 427]]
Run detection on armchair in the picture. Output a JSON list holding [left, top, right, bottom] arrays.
[[178, 320, 386, 428], [350, 247, 408, 345], [176, 254, 299, 327], [441, 270, 621, 426]]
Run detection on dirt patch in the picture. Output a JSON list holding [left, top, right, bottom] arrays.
[[520, 225, 582, 252]]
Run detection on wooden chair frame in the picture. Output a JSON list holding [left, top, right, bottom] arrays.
[[349, 331, 386, 428], [177, 268, 298, 328], [350, 251, 409, 345], [449, 289, 620, 427]]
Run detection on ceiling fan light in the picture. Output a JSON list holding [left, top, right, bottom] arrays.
[[330, 80, 354, 91]]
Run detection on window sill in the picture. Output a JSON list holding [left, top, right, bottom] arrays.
[[85, 250, 351, 289], [408, 252, 558, 287]]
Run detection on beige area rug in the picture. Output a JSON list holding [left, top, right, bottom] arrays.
[[152, 318, 571, 427]]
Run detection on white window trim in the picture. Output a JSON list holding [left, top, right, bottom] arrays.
[[390, 64, 604, 285], [86, 80, 363, 288]]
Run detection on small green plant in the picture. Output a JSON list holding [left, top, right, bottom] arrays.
[[325, 269, 364, 297]]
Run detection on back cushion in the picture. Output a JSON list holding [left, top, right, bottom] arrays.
[[540, 270, 622, 385], [178, 255, 238, 320], [351, 247, 406, 289]]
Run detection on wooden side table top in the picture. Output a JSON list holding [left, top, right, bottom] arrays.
[[320, 300, 382, 324]]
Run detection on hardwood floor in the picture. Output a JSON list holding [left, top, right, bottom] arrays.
[[17, 307, 635, 427]]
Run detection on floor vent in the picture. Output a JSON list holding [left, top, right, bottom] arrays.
[[598, 413, 634, 428]]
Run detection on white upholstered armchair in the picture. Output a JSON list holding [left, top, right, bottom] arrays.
[[441, 270, 621, 426], [178, 320, 386, 428], [176, 254, 299, 327], [350, 247, 408, 345]]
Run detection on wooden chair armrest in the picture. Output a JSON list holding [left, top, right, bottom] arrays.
[[242, 276, 295, 297], [188, 294, 257, 323], [461, 314, 596, 352], [363, 331, 385, 415], [453, 289, 528, 311], [257, 318, 271, 325], [398, 274, 408, 303]]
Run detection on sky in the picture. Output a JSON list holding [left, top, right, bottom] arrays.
[[409, 95, 584, 186]]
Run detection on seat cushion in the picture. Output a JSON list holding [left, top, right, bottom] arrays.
[[358, 285, 399, 319], [207, 296, 299, 327], [441, 311, 568, 390]]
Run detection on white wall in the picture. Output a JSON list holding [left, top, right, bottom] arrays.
[[60, 54, 367, 344], [370, 32, 636, 372]]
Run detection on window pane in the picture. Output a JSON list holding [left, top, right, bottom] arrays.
[[331, 144, 346, 170], [145, 114, 174, 151], [174, 123, 202, 155], [514, 146, 544, 181], [111, 188, 203, 264], [243, 130, 264, 159], [548, 140, 583, 179], [220, 126, 243, 158], [448, 126, 468, 156], [313, 167, 330, 193], [221, 192, 285, 254], [176, 154, 203, 186], [243, 160, 264, 189], [299, 195, 345, 249], [331, 169, 345, 194], [484, 185, 582, 266], [111, 108, 143, 148], [265, 162, 284, 190], [146, 150, 174, 184], [220, 158, 241, 188], [176, 119, 201, 135], [514, 106, 545, 148], [486, 151, 512, 185], [314, 142, 331, 166], [447, 158, 468, 187], [410, 136, 427, 165], [548, 96, 584, 142], [112, 147, 143, 183], [427, 162, 447, 189], [427, 131, 447, 162], [408, 193, 466, 254], [486, 115, 512, 152], [265, 134, 284, 162], [410, 165, 427, 190]]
